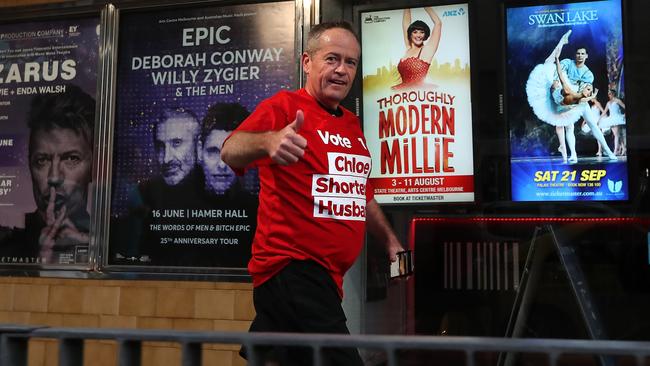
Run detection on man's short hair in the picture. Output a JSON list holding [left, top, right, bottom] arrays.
[[576, 46, 588, 53], [155, 107, 200, 136], [157, 107, 199, 126], [200, 103, 250, 142], [305, 21, 359, 56], [28, 84, 95, 157]]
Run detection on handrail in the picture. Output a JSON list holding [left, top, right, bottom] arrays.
[[2, 324, 649, 366]]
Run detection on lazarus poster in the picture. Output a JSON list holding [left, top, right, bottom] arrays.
[[109, 2, 294, 269], [507, 0, 628, 201], [0, 17, 99, 266], [361, 4, 474, 205]]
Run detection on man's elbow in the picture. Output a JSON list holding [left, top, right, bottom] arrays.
[[220, 140, 239, 168]]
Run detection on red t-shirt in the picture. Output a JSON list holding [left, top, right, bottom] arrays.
[[230, 89, 373, 297]]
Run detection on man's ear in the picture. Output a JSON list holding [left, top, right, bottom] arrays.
[[301, 52, 311, 75]]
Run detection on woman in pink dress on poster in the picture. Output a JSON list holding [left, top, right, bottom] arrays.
[[393, 7, 442, 89]]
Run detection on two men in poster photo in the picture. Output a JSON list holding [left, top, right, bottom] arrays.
[[110, 103, 257, 267]]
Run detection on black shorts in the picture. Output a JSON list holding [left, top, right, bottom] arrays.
[[241, 260, 363, 366]]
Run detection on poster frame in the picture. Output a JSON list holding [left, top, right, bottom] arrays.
[[502, 0, 632, 204], [93, 0, 304, 280], [352, 0, 480, 208], [0, 5, 106, 272]]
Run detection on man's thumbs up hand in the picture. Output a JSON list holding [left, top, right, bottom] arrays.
[[288, 109, 304, 132], [268, 110, 308, 165]]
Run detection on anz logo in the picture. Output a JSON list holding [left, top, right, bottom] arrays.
[[443, 7, 466, 17], [607, 179, 623, 194]]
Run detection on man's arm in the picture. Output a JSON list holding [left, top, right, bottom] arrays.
[[366, 198, 403, 262], [221, 110, 307, 169], [221, 131, 275, 169]]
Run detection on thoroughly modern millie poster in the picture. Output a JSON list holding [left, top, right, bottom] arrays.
[[361, 4, 474, 204], [109, 2, 295, 268], [0, 17, 99, 266], [507, 0, 628, 201]]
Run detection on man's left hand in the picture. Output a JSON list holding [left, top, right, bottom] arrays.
[[387, 238, 403, 262]]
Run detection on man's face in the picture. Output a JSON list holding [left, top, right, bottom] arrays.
[[575, 48, 588, 64], [302, 28, 360, 110], [200, 129, 236, 195], [29, 127, 92, 217], [154, 116, 199, 186]]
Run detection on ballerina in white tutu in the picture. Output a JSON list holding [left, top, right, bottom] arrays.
[[525, 30, 617, 163], [599, 89, 626, 156], [552, 55, 597, 106]]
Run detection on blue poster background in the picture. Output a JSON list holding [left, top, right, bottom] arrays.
[[109, 1, 295, 268], [506, 0, 628, 202]]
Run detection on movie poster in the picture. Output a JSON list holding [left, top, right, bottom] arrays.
[[507, 0, 628, 201], [361, 4, 474, 204], [0, 17, 99, 266], [108, 2, 295, 269]]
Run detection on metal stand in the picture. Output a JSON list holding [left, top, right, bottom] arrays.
[[500, 225, 612, 366]]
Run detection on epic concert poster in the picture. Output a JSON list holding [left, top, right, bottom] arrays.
[[0, 17, 99, 266], [361, 4, 474, 204], [108, 2, 295, 269], [507, 0, 628, 201]]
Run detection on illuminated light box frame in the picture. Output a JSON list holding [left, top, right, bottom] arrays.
[[505, 0, 629, 202], [99, 0, 298, 275], [0, 15, 100, 269], [359, 3, 475, 205]]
